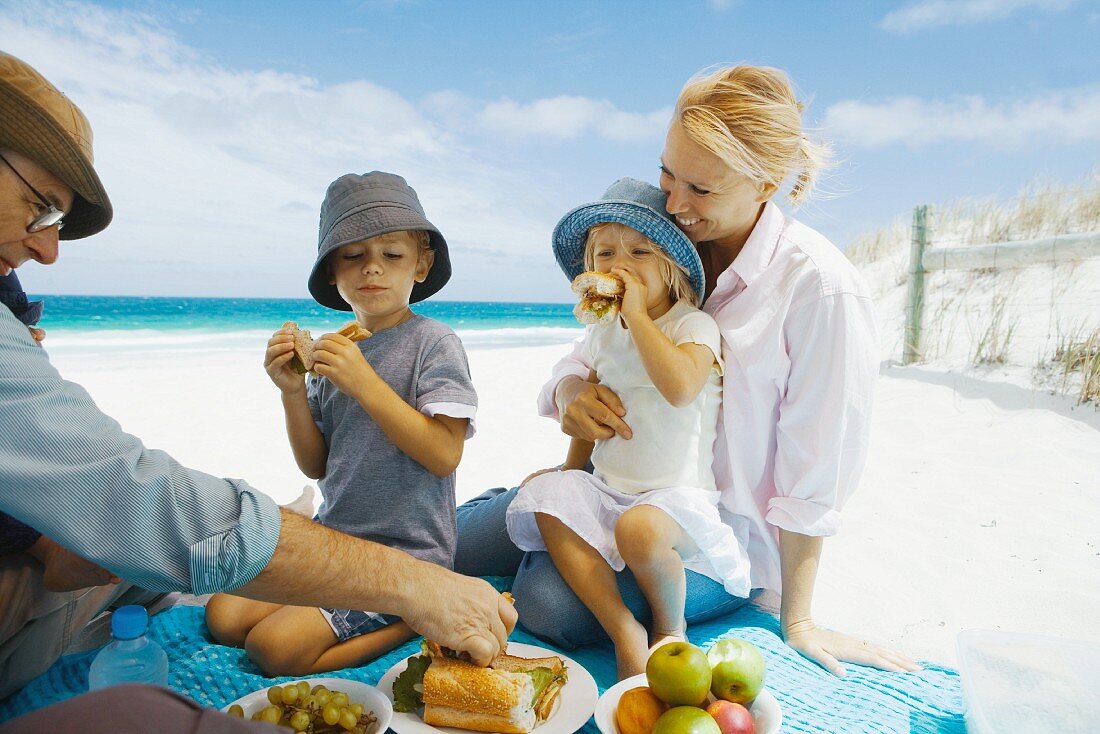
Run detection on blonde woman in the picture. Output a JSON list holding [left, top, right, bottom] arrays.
[[457, 65, 920, 677]]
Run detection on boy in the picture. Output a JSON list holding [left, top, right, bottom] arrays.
[[205, 172, 477, 676]]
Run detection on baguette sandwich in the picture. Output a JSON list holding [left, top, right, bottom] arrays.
[[283, 320, 372, 375], [393, 641, 568, 733], [570, 271, 624, 326]]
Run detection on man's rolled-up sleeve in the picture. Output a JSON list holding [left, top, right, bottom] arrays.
[[768, 292, 879, 537], [0, 313, 281, 593]]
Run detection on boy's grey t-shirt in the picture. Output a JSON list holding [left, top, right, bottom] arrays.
[[306, 314, 477, 569]]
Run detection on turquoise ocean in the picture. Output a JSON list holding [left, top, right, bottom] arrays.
[[31, 295, 584, 355]]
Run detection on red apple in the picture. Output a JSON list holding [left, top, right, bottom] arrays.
[[652, 706, 722, 734], [707, 638, 765, 705], [646, 642, 712, 707], [706, 700, 755, 734]]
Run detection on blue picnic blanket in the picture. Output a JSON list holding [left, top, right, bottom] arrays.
[[0, 581, 964, 732]]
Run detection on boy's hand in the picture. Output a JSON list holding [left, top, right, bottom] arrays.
[[265, 326, 306, 396], [312, 332, 374, 399], [611, 267, 649, 322]]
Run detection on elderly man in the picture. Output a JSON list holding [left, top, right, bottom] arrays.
[[0, 52, 515, 731]]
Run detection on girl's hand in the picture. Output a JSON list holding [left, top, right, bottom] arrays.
[[264, 326, 306, 396], [783, 618, 922, 677], [611, 267, 649, 322], [312, 332, 374, 400]]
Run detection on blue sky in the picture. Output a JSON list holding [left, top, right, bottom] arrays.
[[4, 0, 1098, 301]]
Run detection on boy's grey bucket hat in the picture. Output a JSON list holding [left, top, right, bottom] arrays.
[[308, 172, 450, 310], [551, 177, 705, 301]]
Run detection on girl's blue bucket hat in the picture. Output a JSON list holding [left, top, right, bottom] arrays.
[[551, 177, 705, 301]]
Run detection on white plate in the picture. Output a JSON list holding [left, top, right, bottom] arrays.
[[222, 676, 393, 733], [594, 674, 782, 734], [378, 642, 599, 734]]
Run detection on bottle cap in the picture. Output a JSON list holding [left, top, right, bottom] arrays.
[[110, 605, 149, 640]]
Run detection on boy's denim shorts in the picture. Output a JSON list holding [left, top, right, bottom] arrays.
[[319, 608, 401, 642]]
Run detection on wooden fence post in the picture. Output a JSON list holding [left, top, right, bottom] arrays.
[[903, 205, 929, 365]]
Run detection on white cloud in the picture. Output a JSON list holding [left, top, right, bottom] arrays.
[[881, 0, 1079, 33], [0, 1, 658, 301], [478, 96, 671, 143], [823, 88, 1100, 148]]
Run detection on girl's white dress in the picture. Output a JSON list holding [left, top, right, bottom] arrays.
[[506, 300, 752, 597]]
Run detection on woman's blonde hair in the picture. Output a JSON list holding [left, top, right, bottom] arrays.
[[675, 65, 831, 206], [583, 222, 699, 306]]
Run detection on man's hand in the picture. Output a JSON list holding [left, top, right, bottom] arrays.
[[29, 536, 120, 593], [402, 566, 518, 666], [557, 376, 632, 442], [312, 333, 375, 399], [783, 618, 922, 677]]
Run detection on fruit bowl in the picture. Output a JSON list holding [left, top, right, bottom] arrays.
[[221, 677, 392, 732], [594, 674, 781, 734]]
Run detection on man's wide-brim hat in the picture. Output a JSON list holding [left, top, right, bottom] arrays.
[[308, 171, 450, 310], [552, 177, 705, 301], [0, 52, 112, 239]]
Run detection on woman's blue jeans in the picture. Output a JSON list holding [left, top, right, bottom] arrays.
[[455, 486, 751, 650]]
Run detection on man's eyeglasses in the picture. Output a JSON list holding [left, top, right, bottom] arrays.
[[0, 152, 66, 233]]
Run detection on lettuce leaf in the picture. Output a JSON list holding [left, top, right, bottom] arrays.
[[529, 666, 555, 704], [392, 655, 431, 713]]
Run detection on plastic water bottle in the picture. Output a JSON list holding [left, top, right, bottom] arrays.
[[88, 605, 169, 690]]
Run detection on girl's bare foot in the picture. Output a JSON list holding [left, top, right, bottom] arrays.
[[612, 621, 651, 680], [649, 619, 688, 654]]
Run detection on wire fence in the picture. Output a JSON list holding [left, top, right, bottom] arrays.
[[902, 205, 1100, 370]]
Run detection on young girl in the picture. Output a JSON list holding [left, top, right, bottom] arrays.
[[506, 178, 751, 679]]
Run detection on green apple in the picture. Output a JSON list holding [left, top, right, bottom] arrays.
[[707, 638, 766, 705], [652, 706, 722, 734], [646, 642, 712, 707]]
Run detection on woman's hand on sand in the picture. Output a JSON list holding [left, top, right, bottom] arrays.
[[557, 376, 632, 441], [402, 566, 519, 666], [783, 618, 922, 677], [312, 332, 374, 399], [611, 267, 649, 323], [264, 326, 306, 396]]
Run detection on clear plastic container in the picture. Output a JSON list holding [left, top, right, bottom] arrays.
[[88, 605, 169, 690], [956, 629, 1100, 733]]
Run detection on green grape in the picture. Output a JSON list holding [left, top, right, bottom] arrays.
[[296, 680, 311, 698], [311, 683, 328, 695], [250, 711, 263, 721], [280, 684, 299, 705], [315, 689, 332, 706], [339, 707, 358, 731], [259, 705, 282, 724], [266, 686, 282, 705], [352, 727, 367, 734], [227, 704, 244, 718], [302, 694, 318, 712], [289, 710, 311, 732], [322, 702, 341, 726], [348, 703, 364, 718], [330, 691, 349, 709]]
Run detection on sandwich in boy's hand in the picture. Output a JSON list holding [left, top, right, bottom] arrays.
[[392, 640, 568, 733], [283, 320, 372, 375], [570, 271, 624, 326]]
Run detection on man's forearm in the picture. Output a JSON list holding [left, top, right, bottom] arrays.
[[235, 509, 420, 616], [777, 528, 823, 635]]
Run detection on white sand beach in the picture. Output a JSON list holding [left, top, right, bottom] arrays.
[[41, 316, 1100, 669]]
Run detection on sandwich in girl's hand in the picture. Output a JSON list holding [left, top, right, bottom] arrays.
[[392, 640, 568, 733], [283, 320, 372, 375], [571, 271, 624, 325]]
